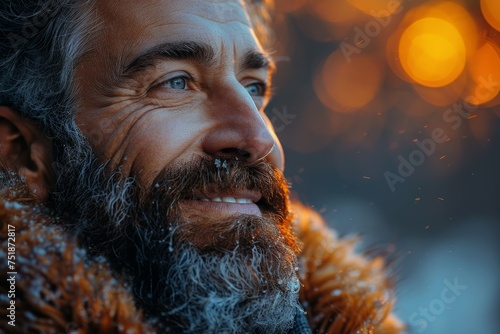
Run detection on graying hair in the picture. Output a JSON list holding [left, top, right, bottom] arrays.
[[159, 244, 300, 333], [0, 0, 97, 148]]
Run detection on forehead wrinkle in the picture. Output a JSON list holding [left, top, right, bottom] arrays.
[[192, 0, 250, 25]]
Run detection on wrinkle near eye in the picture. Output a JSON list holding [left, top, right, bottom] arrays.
[[103, 104, 154, 151]]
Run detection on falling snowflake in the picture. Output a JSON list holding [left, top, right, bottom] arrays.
[[214, 159, 230, 174]]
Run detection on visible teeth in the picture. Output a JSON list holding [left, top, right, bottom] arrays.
[[222, 197, 237, 203], [196, 197, 253, 204], [236, 198, 252, 204]]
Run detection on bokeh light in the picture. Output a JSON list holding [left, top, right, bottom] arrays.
[[307, 0, 364, 25], [398, 17, 466, 87], [315, 51, 383, 112], [465, 40, 500, 106], [408, 2, 479, 52], [268, 2, 500, 331], [481, 0, 500, 32], [348, 0, 403, 18]]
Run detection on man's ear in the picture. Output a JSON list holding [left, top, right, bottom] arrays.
[[0, 106, 54, 199]]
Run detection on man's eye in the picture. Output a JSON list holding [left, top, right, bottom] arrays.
[[164, 76, 189, 90], [245, 82, 266, 97]]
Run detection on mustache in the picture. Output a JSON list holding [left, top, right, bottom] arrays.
[[139, 156, 292, 223], [131, 156, 299, 257]]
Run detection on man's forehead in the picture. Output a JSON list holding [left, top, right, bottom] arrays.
[[97, 0, 251, 27], [190, 0, 251, 24], [91, 0, 262, 66]]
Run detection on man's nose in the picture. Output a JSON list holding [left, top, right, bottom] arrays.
[[202, 84, 281, 167]]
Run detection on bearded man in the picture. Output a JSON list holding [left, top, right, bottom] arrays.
[[0, 1, 405, 333]]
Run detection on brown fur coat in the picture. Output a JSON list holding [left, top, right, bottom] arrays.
[[0, 176, 405, 333]]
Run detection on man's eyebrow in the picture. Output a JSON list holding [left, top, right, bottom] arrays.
[[122, 41, 216, 78], [241, 50, 276, 74], [120, 41, 275, 81]]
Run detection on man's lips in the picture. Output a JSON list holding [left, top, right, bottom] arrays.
[[180, 190, 263, 217]]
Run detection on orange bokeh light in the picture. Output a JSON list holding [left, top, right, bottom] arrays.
[[399, 17, 466, 87], [315, 51, 383, 112], [465, 40, 500, 106], [307, 0, 364, 25], [348, 0, 403, 18], [414, 2, 478, 51], [481, 0, 500, 32]]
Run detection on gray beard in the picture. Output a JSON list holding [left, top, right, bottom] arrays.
[[157, 242, 300, 333], [47, 142, 301, 333]]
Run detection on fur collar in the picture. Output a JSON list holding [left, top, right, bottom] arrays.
[[293, 202, 405, 333], [0, 174, 404, 333], [0, 173, 154, 333]]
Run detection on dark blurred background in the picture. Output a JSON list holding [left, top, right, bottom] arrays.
[[265, 0, 500, 333]]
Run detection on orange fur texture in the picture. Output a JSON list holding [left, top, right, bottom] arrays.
[[294, 202, 405, 333], [0, 176, 153, 333]]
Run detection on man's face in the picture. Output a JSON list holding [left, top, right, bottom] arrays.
[[59, 1, 299, 332], [75, 0, 284, 220]]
